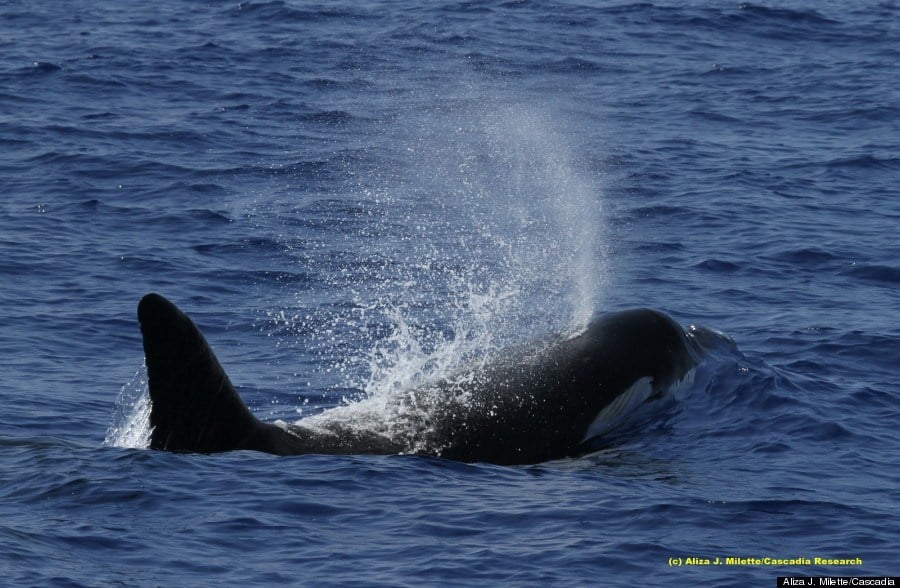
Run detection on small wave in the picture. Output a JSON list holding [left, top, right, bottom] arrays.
[[824, 155, 900, 171], [437, 1, 493, 15], [117, 255, 179, 273], [536, 57, 609, 74], [634, 240, 685, 254], [803, 105, 900, 125], [626, 204, 691, 219], [229, 0, 362, 22], [687, 108, 741, 123], [193, 237, 283, 255], [764, 247, 837, 266], [737, 3, 839, 26], [19, 61, 62, 75], [303, 77, 374, 90], [700, 64, 776, 76], [62, 73, 129, 89], [841, 264, 900, 285], [694, 258, 741, 273]]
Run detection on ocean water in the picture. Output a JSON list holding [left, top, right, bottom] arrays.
[[1, 0, 898, 585]]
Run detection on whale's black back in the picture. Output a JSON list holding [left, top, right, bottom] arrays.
[[433, 308, 698, 464], [138, 294, 698, 464]]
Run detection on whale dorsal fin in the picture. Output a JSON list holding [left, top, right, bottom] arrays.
[[138, 293, 262, 453]]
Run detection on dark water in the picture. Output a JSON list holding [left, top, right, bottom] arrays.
[[2, 1, 898, 585]]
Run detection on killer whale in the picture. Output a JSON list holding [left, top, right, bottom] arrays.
[[137, 293, 700, 465]]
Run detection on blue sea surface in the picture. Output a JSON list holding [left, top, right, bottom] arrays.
[[1, 1, 898, 586]]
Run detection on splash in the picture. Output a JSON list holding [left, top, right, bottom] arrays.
[[104, 363, 152, 449], [290, 96, 609, 451]]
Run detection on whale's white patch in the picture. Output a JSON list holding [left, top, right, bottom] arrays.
[[581, 369, 696, 442], [582, 376, 655, 441]]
